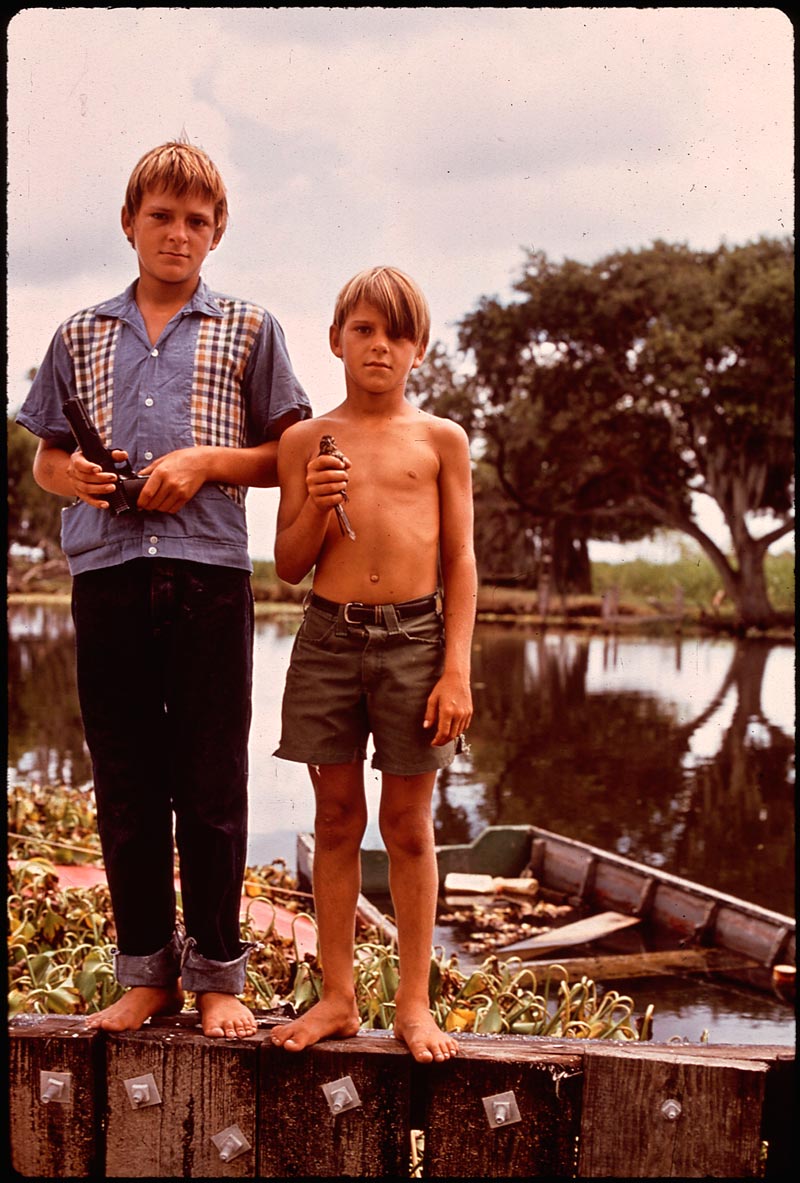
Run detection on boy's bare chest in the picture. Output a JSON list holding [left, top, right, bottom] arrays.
[[344, 431, 439, 496]]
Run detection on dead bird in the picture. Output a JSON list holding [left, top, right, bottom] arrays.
[[318, 435, 356, 540]]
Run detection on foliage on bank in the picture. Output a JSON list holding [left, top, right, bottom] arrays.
[[408, 237, 794, 627]]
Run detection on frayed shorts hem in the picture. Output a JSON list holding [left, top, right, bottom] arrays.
[[273, 745, 456, 776]]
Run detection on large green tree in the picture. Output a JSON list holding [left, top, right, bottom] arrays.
[[414, 238, 794, 624]]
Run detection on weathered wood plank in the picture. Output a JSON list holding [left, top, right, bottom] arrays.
[[499, 911, 641, 956], [9, 1015, 103, 1178], [8, 1015, 794, 1179], [443, 873, 539, 896], [103, 1022, 263, 1177], [517, 946, 762, 981], [578, 1044, 767, 1177], [421, 1038, 583, 1178], [257, 1028, 413, 1178]]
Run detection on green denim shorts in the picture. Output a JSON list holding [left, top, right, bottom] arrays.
[[274, 600, 459, 775]]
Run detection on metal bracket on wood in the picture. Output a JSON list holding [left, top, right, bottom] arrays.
[[123, 1073, 161, 1109], [482, 1090, 521, 1129], [211, 1124, 251, 1163], [660, 1098, 682, 1121], [40, 1070, 72, 1105], [321, 1075, 362, 1115]]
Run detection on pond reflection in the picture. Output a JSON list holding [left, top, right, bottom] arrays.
[[443, 629, 794, 916], [7, 605, 795, 917]]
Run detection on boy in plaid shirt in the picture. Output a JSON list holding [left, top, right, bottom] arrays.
[[17, 140, 311, 1037]]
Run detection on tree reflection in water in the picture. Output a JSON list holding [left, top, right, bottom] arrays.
[[7, 606, 795, 918], [439, 628, 794, 916], [7, 604, 92, 789]]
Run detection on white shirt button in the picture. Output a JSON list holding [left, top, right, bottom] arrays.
[[149, 536, 158, 544], [150, 348, 159, 357], [148, 546, 158, 555], [144, 397, 154, 407], [144, 451, 153, 460]]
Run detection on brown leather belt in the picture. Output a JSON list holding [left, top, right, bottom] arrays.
[[309, 592, 438, 625]]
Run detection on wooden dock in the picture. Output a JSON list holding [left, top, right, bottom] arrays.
[[8, 1013, 793, 1177]]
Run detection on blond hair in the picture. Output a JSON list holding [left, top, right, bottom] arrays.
[[124, 140, 229, 239], [332, 266, 430, 352]]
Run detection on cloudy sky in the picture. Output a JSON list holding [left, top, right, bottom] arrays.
[[7, 6, 793, 560]]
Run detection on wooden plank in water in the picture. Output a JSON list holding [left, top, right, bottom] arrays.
[[499, 911, 641, 957], [9, 1015, 103, 1178], [578, 1044, 767, 1177], [258, 1029, 413, 1178], [422, 1038, 583, 1177], [103, 1024, 263, 1177], [518, 947, 762, 982], [444, 872, 539, 896]]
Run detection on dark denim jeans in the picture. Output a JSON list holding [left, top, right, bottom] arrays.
[[72, 558, 254, 992]]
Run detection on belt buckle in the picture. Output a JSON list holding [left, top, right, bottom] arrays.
[[343, 601, 380, 625]]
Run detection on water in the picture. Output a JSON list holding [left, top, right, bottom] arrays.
[[8, 602, 795, 1044]]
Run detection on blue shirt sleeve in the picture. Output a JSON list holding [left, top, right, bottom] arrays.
[[242, 312, 312, 446], [16, 326, 77, 451]]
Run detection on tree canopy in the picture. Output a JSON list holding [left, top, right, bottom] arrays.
[[411, 237, 794, 625]]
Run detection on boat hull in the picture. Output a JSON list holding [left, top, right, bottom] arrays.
[[302, 824, 795, 981]]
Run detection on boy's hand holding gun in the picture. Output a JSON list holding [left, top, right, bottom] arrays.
[[62, 396, 148, 514]]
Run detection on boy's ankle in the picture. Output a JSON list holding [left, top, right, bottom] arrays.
[[320, 985, 358, 1006]]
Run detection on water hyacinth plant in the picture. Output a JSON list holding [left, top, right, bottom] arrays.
[[8, 783, 655, 1038]]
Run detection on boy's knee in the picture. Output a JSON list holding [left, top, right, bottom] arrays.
[[315, 801, 367, 845], [380, 818, 433, 861]]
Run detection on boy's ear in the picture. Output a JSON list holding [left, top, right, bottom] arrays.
[[329, 324, 343, 358], [120, 206, 135, 248], [210, 226, 224, 250], [411, 344, 426, 369]]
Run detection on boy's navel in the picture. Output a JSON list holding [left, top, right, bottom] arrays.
[[370, 573, 380, 583]]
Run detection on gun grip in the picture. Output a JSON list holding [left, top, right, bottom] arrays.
[[120, 475, 149, 511]]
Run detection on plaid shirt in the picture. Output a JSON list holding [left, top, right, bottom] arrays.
[[18, 280, 311, 575]]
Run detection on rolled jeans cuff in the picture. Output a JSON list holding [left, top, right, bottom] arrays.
[[179, 937, 255, 995], [113, 930, 184, 988]]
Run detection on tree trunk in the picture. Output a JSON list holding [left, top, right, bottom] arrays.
[[553, 522, 592, 593], [729, 540, 776, 629], [690, 530, 775, 629], [647, 499, 781, 630]]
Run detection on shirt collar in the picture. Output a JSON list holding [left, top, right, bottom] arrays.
[[95, 277, 225, 321]]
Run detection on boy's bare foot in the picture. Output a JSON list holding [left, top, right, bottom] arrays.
[[85, 985, 184, 1031], [196, 992, 258, 1039], [394, 1001, 458, 1063], [270, 997, 360, 1052]]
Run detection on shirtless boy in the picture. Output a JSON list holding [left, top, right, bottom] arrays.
[[272, 266, 477, 1062]]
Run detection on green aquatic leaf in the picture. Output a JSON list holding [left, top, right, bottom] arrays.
[[74, 970, 98, 1003]]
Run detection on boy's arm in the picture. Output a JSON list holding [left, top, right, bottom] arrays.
[[424, 422, 478, 747], [134, 408, 304, 515], [274, 421, 351, 584], [33, 438, 127, 509]]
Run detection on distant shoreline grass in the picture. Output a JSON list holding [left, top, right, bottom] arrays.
[[7, 551, 794, 639]]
